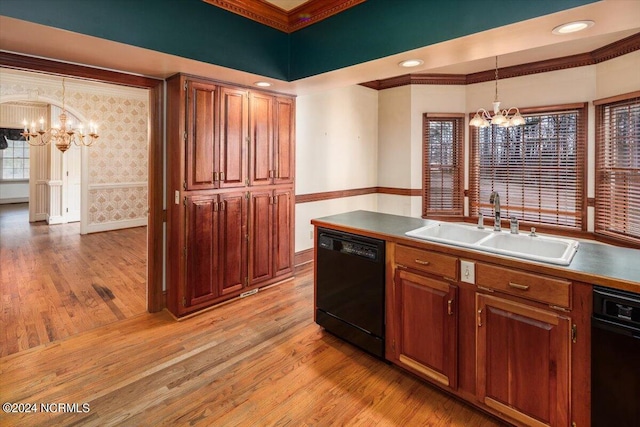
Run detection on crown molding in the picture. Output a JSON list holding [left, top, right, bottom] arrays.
[[202, 0, 366, 33], [360, 32, 640, 90]]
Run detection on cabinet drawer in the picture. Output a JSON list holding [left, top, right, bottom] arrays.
[[395, 245, 458, 280], [476, 263, 571, 308]]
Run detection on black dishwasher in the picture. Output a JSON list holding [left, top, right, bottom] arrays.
[[592, 286, 640, 427], [315, 228, 385, 358]]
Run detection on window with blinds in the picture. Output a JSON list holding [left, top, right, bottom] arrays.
[[595, 92, 640, 244], [422, 114, 464, 217], [469, 104, 587, 229]]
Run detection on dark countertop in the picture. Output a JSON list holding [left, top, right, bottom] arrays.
[[311, 210, 640, 293]]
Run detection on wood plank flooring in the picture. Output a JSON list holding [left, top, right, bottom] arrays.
[[0, 264, 504, 426], [0, 203, 147, 357]]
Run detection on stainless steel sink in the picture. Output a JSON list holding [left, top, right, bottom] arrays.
[[406, 221, 579, 265]]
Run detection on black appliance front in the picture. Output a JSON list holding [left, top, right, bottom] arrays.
[[591, 286, 640, 427], [316, 228, 385, 358]]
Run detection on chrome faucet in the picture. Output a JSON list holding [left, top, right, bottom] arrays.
[[489, 191, 501, 231]]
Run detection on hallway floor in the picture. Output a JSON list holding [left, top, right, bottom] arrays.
[[0, 203, 147, 357]]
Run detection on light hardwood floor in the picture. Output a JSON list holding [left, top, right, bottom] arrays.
[[0, 262, 504, 426], [0, 203, 147, 357]]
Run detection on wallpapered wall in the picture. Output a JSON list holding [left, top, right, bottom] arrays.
[[0, 68, 149, 232]]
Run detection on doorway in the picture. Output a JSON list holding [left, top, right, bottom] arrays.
[[0, 51, 164, 315]]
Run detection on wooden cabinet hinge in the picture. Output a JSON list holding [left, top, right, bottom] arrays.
[[184, 81, 188, 90], [245, 192, 249, 199], [183, 196, 187, 206], [571, 324, 577, 344], [183, 181, 186, 190], [183, 131, 187, 142], [182, 297, 186, 306]]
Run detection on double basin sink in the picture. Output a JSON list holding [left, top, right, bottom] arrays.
[[405, 221, 579, 265]]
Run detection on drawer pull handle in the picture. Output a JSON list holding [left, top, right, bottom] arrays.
[[414, 259, 430, 266], [447, 299, 453, 316], [477, 308, 483, 327], [508, 282, 529, 291]]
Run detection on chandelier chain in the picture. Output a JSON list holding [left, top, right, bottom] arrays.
[[494, 56, 499, 103]]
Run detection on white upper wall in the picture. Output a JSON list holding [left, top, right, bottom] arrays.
[[595, 50, 640, 99], [377, 85, 412, 188], [295, 84, 378, 195]]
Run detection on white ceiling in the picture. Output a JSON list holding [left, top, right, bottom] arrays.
[[265, 0, 310, 11], [0, 0, 639, 96]]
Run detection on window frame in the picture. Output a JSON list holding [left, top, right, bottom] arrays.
[[594, 91, 640, 245], [468, 102, 588, 232], [1, 133, 30, 182], [422, 113, 465, 218]]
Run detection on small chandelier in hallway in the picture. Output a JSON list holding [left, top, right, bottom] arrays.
[[469, 56, 525, 128], [21, 78, 99, 152]]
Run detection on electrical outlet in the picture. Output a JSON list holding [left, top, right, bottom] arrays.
[[460, 260, 475, 284], [174, 190, 180, 205]]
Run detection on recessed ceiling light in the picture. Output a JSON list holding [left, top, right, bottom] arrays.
[[399, 59, 424, 68], [254, 81, 272, 87], [552, 20, 594, 35]]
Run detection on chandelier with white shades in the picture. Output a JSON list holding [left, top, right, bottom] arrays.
[[469, 56, 525, 128]]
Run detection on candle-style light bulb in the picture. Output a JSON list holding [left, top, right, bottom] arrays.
[[39, 117, 45, 131], [23, 120, 28, 132]]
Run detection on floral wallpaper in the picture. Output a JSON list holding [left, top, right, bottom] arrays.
[[0, 68, 149, 229]]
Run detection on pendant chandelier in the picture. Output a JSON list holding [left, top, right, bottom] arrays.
[[21, 78, 99, 153], [469, 56, 525, 128]]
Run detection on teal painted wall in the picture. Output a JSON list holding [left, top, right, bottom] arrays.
[[1, 0, 599, 81], [0, 0, 291, 80]]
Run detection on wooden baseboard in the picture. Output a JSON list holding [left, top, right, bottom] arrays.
[[295, 248, 314, 267]]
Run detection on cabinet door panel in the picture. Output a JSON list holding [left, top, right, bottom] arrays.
[[274, 97, 294, 184], [220, 87, 248, 188], [395, 269, 458, 389], [186, 195, 219, 306], [476, 294, 570, 427], [250, 92, 273, 186], [273, 187, 293, 277], [186, 81, 217, 190], [249, 190, 273, 284], [219, 192, 247, 295]]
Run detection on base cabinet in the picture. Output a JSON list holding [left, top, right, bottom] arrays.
[[387, 242, 579, 427], [476, 293, 571, 427], [249, 186, 294, 286], [185, 192, 247, 309], [394, 268, 458, 389]]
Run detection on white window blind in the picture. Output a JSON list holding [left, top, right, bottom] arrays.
[[469, 104, 587, 229], [595, 92, 640, 244], [423, 114, 464, 217]]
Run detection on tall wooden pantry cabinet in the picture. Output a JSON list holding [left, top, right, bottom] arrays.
[[166, 73, 295, 317]]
